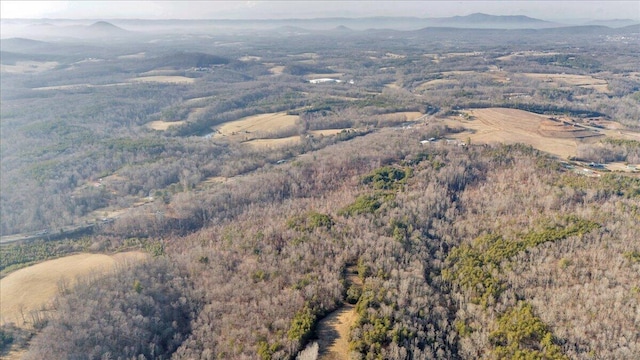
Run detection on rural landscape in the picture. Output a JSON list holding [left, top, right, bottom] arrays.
[[1, 10, 639, 360]]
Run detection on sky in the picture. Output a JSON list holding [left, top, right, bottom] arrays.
[[1, 1, 639, 21]]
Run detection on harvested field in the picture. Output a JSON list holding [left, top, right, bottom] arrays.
[[444, 108, 603, 159], [130, 76, 195, 84], [146, 120, 186, 130], [213, 112, 299, 140], [522, 73, 610, 93], [0, 252, 148, 328]]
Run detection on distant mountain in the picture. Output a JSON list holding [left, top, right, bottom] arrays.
[[85, 21, 129, 37], [584, 19, 640, 28], [428, 13, 561, 29], [0, 37, 51, 52]]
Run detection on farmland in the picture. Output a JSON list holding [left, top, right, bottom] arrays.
[[0, 252, 148, 328], [1, 14, 639, 360]]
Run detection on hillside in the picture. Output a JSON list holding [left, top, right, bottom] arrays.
[[1, 17, 639, 360]]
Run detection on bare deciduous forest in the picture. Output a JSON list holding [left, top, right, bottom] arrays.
[[1, 14, 639, 360]]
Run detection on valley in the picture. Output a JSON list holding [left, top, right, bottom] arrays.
[[1, 12, 639, 360]]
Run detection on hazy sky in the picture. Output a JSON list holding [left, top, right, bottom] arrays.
[[1, 1, 639, 21]]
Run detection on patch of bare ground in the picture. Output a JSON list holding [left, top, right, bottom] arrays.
[[0, 252, 148, 328]]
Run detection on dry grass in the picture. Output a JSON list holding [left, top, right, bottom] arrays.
[[0, 61, 59, 74], [117, 52, 146, 59], [496, 51, 560, 61], [317, 305, 357, 360], [213, 112, 299, 140], [268, 65, 285, 75], [238, 55, 262, 61], [130, 76, 195, 84], [443, 108, 605, 159], [243, 136, 301, 149], [0, 252, 148, 328], [32, 82, 129, 91], [146, 120, 186, 131], [522, 73, 610, 93]]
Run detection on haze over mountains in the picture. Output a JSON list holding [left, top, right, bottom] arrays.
[[1, 13, 638, 39]]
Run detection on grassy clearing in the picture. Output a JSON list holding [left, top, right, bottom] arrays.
[[0, 61, 59, 74], [268, 65, 285, 75], [522, 73, 610, 93], [0, 252, 148, 328], [146, 120, 186, 131], [213, 112, 299, 140], [243, 136, 301, 149]]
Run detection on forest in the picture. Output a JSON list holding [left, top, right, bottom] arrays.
[[1, 16, 639, 360]]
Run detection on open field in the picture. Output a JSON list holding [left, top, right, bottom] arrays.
[[146, 120, 186, 130], [521, 73, 610, 93], [267, 65, 285, 75], [129, 75, 195, 84], [243, 135, 301, 148], [213, 112, 299, 139], [0, 61, 59, 74], [496, 51, 560, 61], [443, 108, 603, 159], [0, 252, 148, 328], [32, 82, 129, 91]]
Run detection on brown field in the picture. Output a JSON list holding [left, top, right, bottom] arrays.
[[522, 73, 610, 93], [146, 120, 186, 130], [443, 108, 604, 159], [213, 112, 299, 140], [0, 61, 59, 74], [242, 128, 357, 149], [32, 82, 129, 91], [243, 136, 301, 149], [130, 76, 195, 84], [0, 252, 148, 328]]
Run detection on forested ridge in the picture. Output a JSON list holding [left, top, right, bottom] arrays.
[[1, 18, 639, 360]]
